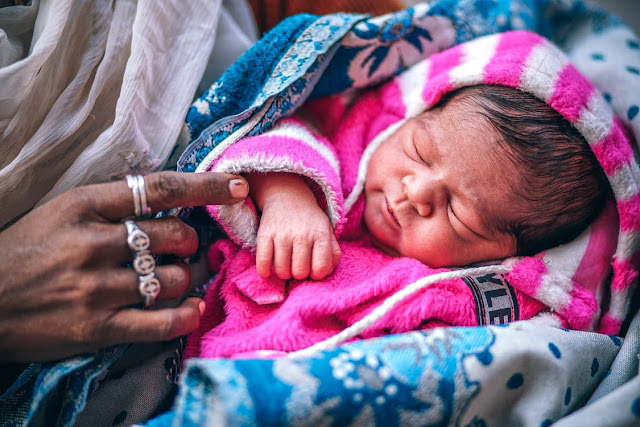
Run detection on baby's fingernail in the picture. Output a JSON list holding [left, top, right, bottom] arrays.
[[229, 178, 248, 198], [198, 300, 206, 315]]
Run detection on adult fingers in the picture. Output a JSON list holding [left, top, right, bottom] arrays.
[[291, 239, 312, 280], [99, 297, 205, 345], [105, 217, 199, 263], [88, 263, 192, 307], [78, 171, 249, 221]]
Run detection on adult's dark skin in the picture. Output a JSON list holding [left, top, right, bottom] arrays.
[[0, 171, 248, 363]]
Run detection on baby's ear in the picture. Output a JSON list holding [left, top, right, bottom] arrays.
[[233, 267, 287, 305]]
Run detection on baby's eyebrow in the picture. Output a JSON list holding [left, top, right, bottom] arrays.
[[414, 114, 442, 163]]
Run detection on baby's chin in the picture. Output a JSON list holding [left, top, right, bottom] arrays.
[[368, 232, 402, 257]]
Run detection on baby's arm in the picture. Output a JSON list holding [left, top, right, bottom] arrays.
[[246, 173, 342, 281]]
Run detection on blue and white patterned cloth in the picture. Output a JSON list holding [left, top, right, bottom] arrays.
[[3, 1, 640, 425], [144, 321, 630, 426]]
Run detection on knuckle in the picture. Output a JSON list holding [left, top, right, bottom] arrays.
[[256, 237, 274, 253], [167, 264, 190, 292], [157, 314, 179, 339], [272, 234, 290, 249], [255, 249, 270, 260], [311, 257, 332, 280], [255, 256, 272, 276], [150, 173, 185, 205], [167, 218, 196, 243], [61, 187, 94, 217], [313, 238, 330, 250], [256, 231, 273, 244], [255, 239, 271, 254], [67, 230, 104, 266], [292, 234, 309, 246], [255, 254, 272, 267], [66, 186, 92, 206], [314, 255, 332, 269], [76, 227, 104, 251], [72, 271, 109, 308], [291, 260, 308, 272], [81, 273, 104, 300]]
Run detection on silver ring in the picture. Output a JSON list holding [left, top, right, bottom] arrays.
[[139, 274, 161, 307], [124, 219, 160, 307], [126, 174, 151, 217]]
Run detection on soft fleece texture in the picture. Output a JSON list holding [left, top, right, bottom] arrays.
[[186, 31, 639, 359]]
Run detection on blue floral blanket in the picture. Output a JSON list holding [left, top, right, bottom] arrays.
[[3, 0, 640, 426]]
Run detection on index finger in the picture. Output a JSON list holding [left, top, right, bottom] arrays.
[[83, 171, 249, 221]]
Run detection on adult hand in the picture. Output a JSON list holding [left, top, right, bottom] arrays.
[[0, 171, 248, 362]]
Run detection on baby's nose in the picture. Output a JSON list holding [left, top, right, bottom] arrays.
[[402, 174, 440, 217]]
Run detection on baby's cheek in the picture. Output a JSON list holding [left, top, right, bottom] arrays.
[[399, 230, 458, 267]]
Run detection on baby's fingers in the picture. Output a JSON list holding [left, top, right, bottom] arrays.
[[256, 235, 274, 278], [273, 238, 293, 280], [291, 239, 312, 280], [310, 238, 334, 281]]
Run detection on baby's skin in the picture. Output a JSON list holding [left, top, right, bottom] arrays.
[[246, 96, 518, 281]]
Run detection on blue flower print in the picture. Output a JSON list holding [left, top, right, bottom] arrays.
[[341, 3, 456, 87], [270, 328, 496, 426]]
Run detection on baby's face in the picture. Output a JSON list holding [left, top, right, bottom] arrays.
[[364, 102, 517, 267]]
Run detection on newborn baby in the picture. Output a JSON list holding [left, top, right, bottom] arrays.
[[185, 31, 631, 359]]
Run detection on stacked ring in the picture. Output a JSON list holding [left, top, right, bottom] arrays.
[[125, 219, 160, 307], [126, 174, 151, 217]]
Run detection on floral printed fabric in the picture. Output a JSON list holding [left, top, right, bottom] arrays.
[[146, 321, 626, 426]]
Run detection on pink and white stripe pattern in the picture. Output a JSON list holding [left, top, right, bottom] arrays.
[[388, 30, 639, 334]]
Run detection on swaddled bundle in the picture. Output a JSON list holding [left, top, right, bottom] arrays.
[[186, 31, 638, 359]]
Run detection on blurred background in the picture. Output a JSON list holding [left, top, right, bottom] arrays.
[[590, 0, 639, 34], [250, 0, 639, 36]]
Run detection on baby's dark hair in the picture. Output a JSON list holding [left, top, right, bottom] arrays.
[[439, 85, 612, 256]]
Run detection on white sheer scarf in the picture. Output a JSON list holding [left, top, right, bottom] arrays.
[[0, 0, 257, 228]]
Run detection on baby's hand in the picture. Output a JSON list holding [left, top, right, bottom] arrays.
[[257, 198, 341, 280], [253, 180, 341, 281]]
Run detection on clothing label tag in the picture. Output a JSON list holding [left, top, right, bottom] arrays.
[[463, 273, 519, 326]]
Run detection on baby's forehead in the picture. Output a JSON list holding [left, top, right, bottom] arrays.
[[413, 104, 522, 228], [414, 96, 496, 134]]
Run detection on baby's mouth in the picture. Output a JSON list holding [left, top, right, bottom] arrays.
[[385, 198, 401, 228]]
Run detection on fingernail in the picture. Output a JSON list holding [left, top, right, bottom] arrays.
[[229, 178, 248, 198], [198, 300, 206, 315]]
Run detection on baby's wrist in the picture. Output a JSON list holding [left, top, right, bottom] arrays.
[[248, 173, 318, 211], [262, 189, 319, 213]]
